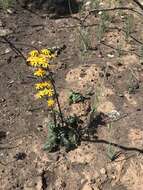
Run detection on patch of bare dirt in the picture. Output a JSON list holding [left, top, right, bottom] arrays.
[[0, 0, 143, 190]]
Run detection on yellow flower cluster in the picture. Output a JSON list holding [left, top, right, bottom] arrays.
[[35, 88, 54, 99], [34, 68, 46, 77], [27, 49, 55, 69], [35, 84, 55, 107], [27, 57, 49, 68], [35, 81, 51, 90], [27, 49, 55, 108]]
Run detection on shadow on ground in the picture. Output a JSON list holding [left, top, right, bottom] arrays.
[[80, 112, 143, 154], [19, 0, 82, 17]]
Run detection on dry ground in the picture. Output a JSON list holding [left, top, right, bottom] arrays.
[[0, 0, 143, 190]]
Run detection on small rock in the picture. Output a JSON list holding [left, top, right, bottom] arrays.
[[5, 48, 11, 54], [0, 153, 4, 156], [6, 9, 13, 14], [118, 93, 124, 97], [38, 41, 42, 44], [0, 28, 12, 36], [85, 1, 91, 10], [82, 183, 93, 190], [0, 98, 6, 103], [107, 54, 114, 58], [6, 131, 10, 135], [112, 175, 116, 179], [37, 125, 43, 131], [85, 1, 91, 6], [98, 11, 103, 15], [107, 110, 120, 121], [100, 168, 106, 175]]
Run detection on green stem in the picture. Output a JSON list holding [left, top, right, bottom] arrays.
[[52, 109, 57, 127]]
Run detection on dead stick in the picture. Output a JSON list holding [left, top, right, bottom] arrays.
[[83, 6, 143, 22], [133, 0, 143, 10]]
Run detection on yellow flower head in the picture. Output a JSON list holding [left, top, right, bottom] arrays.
[[35, 88, 54, 99], [35, 81, 52, 90], [29, 50, 39, 57], [46, 88, 54, 96], [40, 62, 49, 68], [27, 57, 39, 67], [41, 49, 51, 55], [37, 55, 49, 68], [34, 68, 46, 77], [27, 56, 49, 68], [38, 56, 47, 63], [47, 99, 55, 107], [41, 49, 55, 59]]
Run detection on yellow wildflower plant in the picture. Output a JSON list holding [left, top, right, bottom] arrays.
[[34, 68, 46, 77], [27, 49, 56, 109], [35, 88, 54, 99], [47, 99, 55, 107], [35, 81, 51, 90], [26, 48, 79, 152]]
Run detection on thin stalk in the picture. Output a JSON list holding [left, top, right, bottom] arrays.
[[2, 36, 27, 61], [46, 70, 64, 128], [68, 0, 72, 15], [83, 6, 143, 23], [52, 109, 57, 127], [133, 0, 143, 10], [0, 38, 40, 51]]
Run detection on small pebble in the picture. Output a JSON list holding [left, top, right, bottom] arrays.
[[100, 168, 106, 175], [5, 48, 11, 54], [7, 9, 14, 14], [107, 54, 114, 58]]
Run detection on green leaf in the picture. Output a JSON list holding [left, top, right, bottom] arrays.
[[69, 91, 85, 104], [43, 134, 57, 151], [44, 122, 58, 151], [65, 115, 80, 127]]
